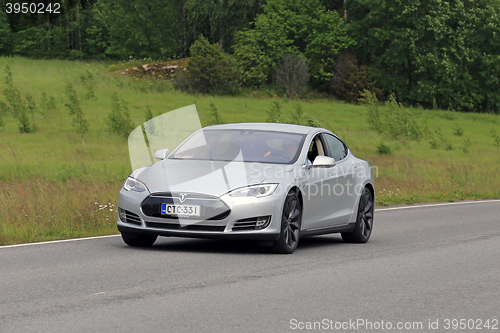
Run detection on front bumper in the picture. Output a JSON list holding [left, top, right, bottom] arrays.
[[117, 188, 284, 241]]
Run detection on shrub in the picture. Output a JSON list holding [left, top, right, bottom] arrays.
[[65, 83, 89, 144], [290, 104, 320, 127], [275, 54, 310, 98], [181, 35, 239, 94], [107, 93, 134, 139], [3, 65, 33, 133], [331, 53, 380, 103], [267, 100, 285, 123], [17, 110, 32, 133], [209, 101, 223, 125], [359, 89, 383, 133], [0, 100, 6, 129], [491, 129, 500, 147], [85, 84, 96, 100], [429, 138, 440, 149], [377, 141, 392, 155], [461, 138, 472, 154], [40, 92, 58, 114], [453, 124, 464, 137], [385, 94, 423, 141], [25, 94, 38, 132], [144, 105, 153, 122]]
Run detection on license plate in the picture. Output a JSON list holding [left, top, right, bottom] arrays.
[[161, 204, 201, 216]]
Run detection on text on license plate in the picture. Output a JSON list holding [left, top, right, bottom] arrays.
[[161, 204, 201, 216]]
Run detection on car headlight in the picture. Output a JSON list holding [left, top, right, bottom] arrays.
[[123, 177, 149, 192], [228, 184, 278, 198]]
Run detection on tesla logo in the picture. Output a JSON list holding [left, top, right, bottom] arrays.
[[179, 193, 187, 203]]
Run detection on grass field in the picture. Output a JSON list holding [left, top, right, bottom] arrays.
[[0, 57, 499, 245]]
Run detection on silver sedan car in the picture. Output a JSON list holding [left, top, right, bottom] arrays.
[[117, 123, 375, 254]]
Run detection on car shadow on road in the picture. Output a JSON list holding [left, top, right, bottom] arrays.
[[115, 234, 346, 255]]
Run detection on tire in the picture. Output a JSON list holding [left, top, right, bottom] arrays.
[[342, 186, 374, 243], [272, 191, 302, 254], [121, 232, 158, 247]]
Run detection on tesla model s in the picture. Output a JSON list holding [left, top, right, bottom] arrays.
[[117, 122, 374, 254]]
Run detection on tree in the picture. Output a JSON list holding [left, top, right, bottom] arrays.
[[184, 0, 259, 52], [233, 0, 354, 89], [275, 54, 310, 98], [0, 11, 12, 55], [2, 65, 32, 132], [107, 93, 134, 139], [347, 0, 500, 113], [65, 83, 89, 144], [94, 0, 178, 60]]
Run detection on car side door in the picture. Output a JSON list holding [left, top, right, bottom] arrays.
[[301, 134, 338, 230], [321, 133, 357, 225]]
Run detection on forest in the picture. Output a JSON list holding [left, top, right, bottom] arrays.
[[1, 0, 500, 113]]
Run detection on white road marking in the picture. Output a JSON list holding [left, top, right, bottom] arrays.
[[1, 199, 499, 249], [375, 199, 500, 212], [0, 234, 120, 249]]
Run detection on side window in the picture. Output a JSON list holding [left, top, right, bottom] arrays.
[[323, 134, 347, 162], [306, 135, 325, 164]]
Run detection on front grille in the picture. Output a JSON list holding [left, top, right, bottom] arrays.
[[141, 192, 230, 221], [146, 222, 178, 229], [124, 210, 142, 226], [232, 217, 258, 231], [185, 225, 225, 232], [145, 222, 225, 232]]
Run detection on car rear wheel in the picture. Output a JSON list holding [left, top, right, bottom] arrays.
[[342, 187, 374, 243], [121, 232, 158, 247], [272, 191, 302, 254]]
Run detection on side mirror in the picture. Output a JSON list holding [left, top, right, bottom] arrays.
[[312, 155, 336, 167], [154, 149, 170, 160]]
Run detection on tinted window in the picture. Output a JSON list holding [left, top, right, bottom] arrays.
[[323, 134, 347, 161]]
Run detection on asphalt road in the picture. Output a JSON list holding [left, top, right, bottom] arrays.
[[1, 200, 499, 333]]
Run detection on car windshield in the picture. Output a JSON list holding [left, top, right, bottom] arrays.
[[170, 129, 306, 164]]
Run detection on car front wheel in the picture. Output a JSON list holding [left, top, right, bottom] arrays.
[[121, 232, 158, 247], [273, 191, 302, 254]]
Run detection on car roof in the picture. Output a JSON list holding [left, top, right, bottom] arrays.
[[203, 122, 325, 135]]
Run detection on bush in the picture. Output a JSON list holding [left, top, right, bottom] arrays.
[[209, 101, 224, 125], [290, 104, 320, 127], [359, 89, 383, 133], [0, 100, 6, 129], [453, 124, 464, 137], [341, 63, 380, 103], [267, 100, 285, 123], [331, 52, 380, 103], [491, 129, 500, 147], [107, 93, 134, 139], [377, 141, 392, 155], [180, 35, 239, 94], [275, 54, 310, 98], [461, 138, 472, 154], [65, 83, 88, 144], [3, 65, 32, 133], [40, 92, 58, 114], [17, 110, 32, 133], [385, 94, 423, 141]]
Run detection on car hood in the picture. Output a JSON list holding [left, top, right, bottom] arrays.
[[134, 159, 294, 197]]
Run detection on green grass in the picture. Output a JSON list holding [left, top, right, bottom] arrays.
[[1, 57, 499, 245]]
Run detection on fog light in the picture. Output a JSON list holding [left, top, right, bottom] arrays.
[[255, 216, 271, 230], [118, 208, 127, 221]]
